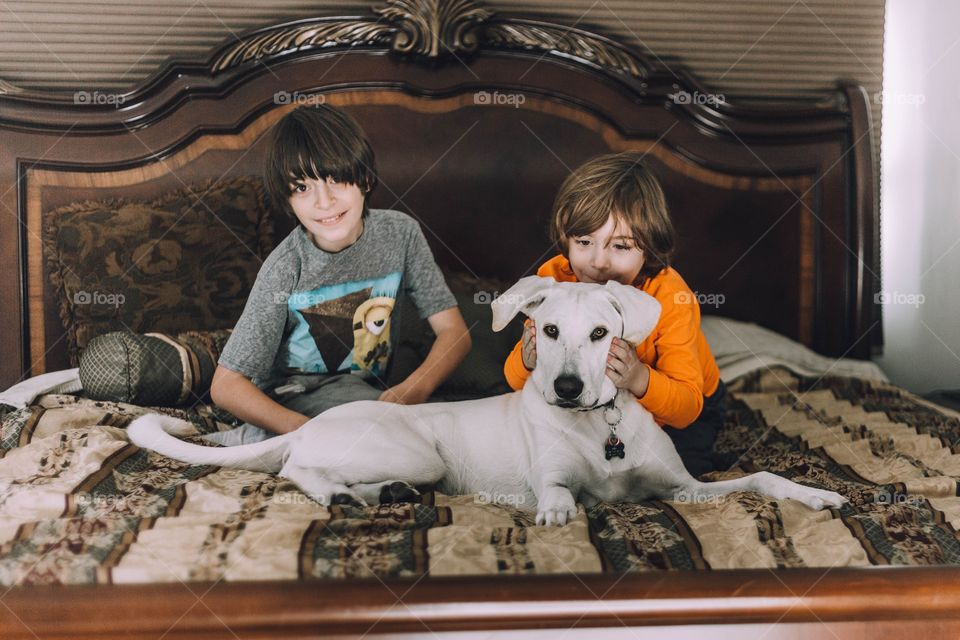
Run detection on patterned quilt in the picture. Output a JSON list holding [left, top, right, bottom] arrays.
[[2, 368, 959, 585]]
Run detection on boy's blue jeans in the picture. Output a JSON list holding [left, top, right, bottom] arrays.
[[204, 373, 383, 445], [662, 379, 728, 479]]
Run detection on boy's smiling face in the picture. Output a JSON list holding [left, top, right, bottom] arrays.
[[567, 214, 645, 286], [288, 176, 366, 252]]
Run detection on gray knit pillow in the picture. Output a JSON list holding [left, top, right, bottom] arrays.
[[79, 330, 231, 406]]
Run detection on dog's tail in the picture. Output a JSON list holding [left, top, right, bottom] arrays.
[[127, 414, 288, 473]]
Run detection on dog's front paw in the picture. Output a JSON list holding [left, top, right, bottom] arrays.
[[797, 488, 847, 511], [379, 481, 421, 504], [330, 491, 368, 508], [536, 489, 578, 526]]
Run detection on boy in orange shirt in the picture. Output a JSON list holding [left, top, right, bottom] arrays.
[[504, 152, 725, 477]]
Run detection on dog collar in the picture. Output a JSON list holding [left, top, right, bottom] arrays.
[[602, 399, 625, 460], [602, 400, 622, 427], [602, 319, 628, 460]]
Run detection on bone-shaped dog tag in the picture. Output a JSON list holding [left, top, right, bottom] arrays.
[[605, 435, 625, 460]]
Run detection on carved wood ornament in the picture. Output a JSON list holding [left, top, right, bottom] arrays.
[[211, 0, 647, 79]]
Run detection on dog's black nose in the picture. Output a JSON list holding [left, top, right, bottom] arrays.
[[554, 375, 584, 400]]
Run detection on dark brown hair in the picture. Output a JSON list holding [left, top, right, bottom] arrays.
[[264, 104, 377, 220], [550, 152, 675, 285]]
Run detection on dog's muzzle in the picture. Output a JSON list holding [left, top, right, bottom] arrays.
[[553, 375, 584, 408]]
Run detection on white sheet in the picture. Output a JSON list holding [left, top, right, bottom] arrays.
[[702, 316, 887, 383], [0, 368, 83, 409]]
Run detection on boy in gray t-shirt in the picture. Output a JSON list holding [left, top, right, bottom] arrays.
[[208, 105, 470, 445]]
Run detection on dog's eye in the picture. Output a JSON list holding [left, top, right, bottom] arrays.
[[543, 324, 559, 339], [590, 327, 608, 341]]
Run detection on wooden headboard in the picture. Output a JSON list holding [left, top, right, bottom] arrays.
[[0, 0, 880, 391]]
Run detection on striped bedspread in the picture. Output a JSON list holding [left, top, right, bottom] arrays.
[[1, 368, 958, 585]]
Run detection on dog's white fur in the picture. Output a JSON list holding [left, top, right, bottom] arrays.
[[128, 276, 846, 525]]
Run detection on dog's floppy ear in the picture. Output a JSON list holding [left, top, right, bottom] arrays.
[[602, 280, 662, 343], [490, 276, 556, 332]]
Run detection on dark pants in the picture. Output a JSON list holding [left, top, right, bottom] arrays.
[[662, 379, 727, 479]]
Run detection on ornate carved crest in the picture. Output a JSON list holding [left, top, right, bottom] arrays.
[[374, 0, 492, 58], [213, 20, 396, 72], [483, 21, 647, 78], [210, 0, 647, 80]]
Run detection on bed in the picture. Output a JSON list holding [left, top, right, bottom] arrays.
[[3, 0, 959, 637]]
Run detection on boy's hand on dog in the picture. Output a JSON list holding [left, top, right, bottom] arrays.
[[606, 337, 650, 398], [379, 380, 431, 405], [522, 319, 537, 370]]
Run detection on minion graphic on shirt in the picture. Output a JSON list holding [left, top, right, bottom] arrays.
[[351, 296, 396, 373], [284, 272, 401, 378]]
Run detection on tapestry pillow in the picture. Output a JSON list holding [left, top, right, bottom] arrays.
[[42, 176, 274, 366]]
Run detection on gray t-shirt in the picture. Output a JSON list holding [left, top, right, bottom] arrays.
[[219, 209, 456, 388]]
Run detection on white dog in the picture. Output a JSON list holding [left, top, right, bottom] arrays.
[[128, 276, 846, 525]]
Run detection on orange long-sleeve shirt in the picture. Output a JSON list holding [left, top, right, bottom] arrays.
[[504, 255, 720, 429]]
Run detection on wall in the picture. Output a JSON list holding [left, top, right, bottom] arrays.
[[875, 0, 960, 393]]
